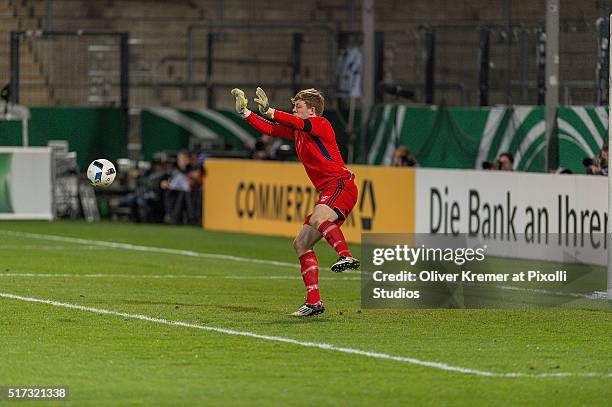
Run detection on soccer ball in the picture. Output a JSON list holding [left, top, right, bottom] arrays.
[[87, 159, 116, 188]]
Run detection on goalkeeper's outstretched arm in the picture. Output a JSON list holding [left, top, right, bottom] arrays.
[[246, 113, 293, 140], [231, 88, 293, 140], [253, 87, 325, 136]]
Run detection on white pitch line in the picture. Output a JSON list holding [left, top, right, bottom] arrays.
[[0, 273, 361, 281], [0, 230, 342, 272], [0, 244, 106, 251], [0, 273, 208, 279], [1, 292, 610, 379], [490, 284, 606, 300], [0, 231, 602, 295], [223, 275, 360, 281]]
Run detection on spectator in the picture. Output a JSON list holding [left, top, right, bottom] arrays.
[[188, 152, 205, 225], [166, 150, 197, 225], [250, 139, 269, 160], [481, 160, 495, 170], [497, 152, 514, 171], [143, 158, 170, 223], [262, 134, 288, 160], [122, 150, 205, 225], [248, 134, 288, 160], [393, 145, 418, 167]]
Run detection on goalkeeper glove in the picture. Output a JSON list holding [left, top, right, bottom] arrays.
[[254, 86, 275, 119], [231, 88, 250, 118]]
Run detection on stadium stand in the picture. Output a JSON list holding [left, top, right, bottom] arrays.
[[0, 2, 54, 105], [0, 0, 605, 109]]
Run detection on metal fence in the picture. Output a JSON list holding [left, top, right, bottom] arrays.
[[183, 21, 337, 110], [413, 22, 542, 106], [9, 30, 129, 154], [5, 19, 608, 110], [10, 30, 128, 107], [410, 20, 602, 107]]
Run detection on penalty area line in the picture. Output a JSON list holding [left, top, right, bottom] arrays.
[[0, 292, 610, 379]]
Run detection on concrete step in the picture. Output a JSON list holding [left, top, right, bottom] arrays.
[[19, 97, 55, 106], [0, 16, 19, 30]]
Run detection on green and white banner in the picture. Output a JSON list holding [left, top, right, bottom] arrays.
[[366, 105, 608, 174], [0, 147, 53, 220], [366, 105, 490, 169], [140, 107, 355, 161], [557, 107, 607, 173], [141, 108, 258, 161]]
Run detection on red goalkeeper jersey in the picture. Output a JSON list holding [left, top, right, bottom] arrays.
[[245, 110, 352, 191]]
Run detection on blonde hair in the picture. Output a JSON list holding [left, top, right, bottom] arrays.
[[291, 88, 325, 116]]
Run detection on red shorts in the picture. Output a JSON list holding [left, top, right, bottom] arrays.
[[304, 177, 358, 227]]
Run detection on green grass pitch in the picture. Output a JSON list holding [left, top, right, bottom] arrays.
[[0, 221, 610, 406]]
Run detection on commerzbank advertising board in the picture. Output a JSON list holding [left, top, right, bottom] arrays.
[[203, 159, 415, 243], [204, 160, 608, 265]]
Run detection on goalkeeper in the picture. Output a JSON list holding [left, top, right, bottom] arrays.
[[231, 87, 360, 316]]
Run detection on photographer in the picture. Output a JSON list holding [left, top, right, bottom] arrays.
[[481, 161, 495, 170], [497, 152, 514, 171], [166, 151, 197, 224], [584, 144, 608, 176], [393, 145, 418, 167], [142, 157, 171, 223]]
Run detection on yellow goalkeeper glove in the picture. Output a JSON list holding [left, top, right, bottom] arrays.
[[231, 88, 250, 117], [254, 87, 275, 119]]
